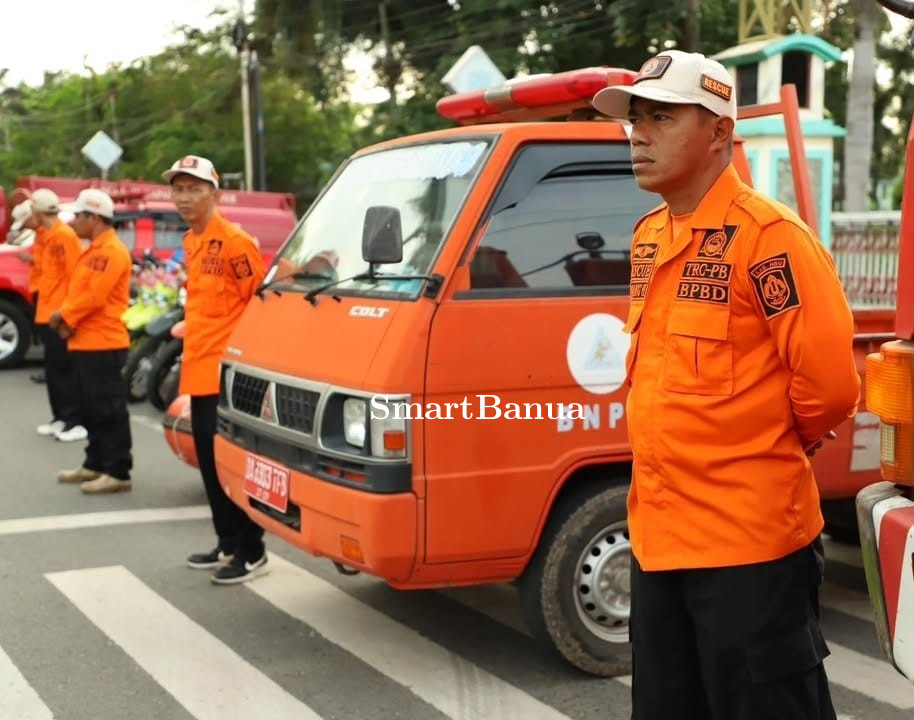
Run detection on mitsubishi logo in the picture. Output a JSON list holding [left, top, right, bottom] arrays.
[[260, 383, 277, 424]]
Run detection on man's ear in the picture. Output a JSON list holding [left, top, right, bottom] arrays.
[[712, 116, 735, 149]]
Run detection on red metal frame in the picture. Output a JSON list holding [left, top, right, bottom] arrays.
[[737, 84, 819, 236]]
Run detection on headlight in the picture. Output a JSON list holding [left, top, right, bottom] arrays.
[[342, 398, 367, 448]]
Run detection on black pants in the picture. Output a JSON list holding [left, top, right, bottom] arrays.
[[71, 349, 133, 481], [37, 325, 80, 427], [630, 542, 837, 720], [191, 395, 265, 562]]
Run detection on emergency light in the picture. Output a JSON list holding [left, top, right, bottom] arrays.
[[436, 67, 637, 125]]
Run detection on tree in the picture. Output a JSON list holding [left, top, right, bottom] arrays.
[[843, 0, 878, 210]]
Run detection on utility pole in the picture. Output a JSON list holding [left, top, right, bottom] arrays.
[[378, 0, 398, 120], [234, 0, 254, 191], [250, 51, 266, 191]]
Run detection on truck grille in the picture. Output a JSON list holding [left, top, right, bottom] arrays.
[[275, 385, 320, 434], [231, 372, 269, 416]]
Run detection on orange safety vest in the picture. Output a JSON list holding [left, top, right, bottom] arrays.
[[35, 219, 83, 324], [624, 164, 860, 572], [27, 225, 48, 295], [179, 211, 265, 396], [59, 228, 131, 351]]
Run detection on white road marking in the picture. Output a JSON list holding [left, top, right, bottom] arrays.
[[0, 645, 53, 720], [46, 565, 322, 720], [0, 506, 209, 536], [130, 413, 164, 433], [825, 642, 914, 709], [249, 553, 575, 720]]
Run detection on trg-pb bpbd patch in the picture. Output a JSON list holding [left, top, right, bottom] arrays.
[[230, 254, 253, 279], [749, 252, 801, 318]]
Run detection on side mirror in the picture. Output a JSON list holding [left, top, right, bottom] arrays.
[[362, 206, 403, 265]]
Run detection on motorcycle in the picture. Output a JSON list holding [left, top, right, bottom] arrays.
[[146, 319, 184, 411]]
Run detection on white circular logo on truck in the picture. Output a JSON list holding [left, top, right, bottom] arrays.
[[566, 313, 630, 395]]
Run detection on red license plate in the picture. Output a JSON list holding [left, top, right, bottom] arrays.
[[243, 454, 290, 514]]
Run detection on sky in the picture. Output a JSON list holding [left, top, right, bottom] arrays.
[[0, 0, 255, 87]]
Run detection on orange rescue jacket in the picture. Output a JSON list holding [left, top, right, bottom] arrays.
[[624, 164, 860, 572], [35, 220, 83, 324], [59, 228, 131, 351], [179, 211, 265, 396], [26, 225, 48, 295]]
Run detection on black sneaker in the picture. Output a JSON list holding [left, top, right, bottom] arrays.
[[186, 548, 234, 569], [210, 553, 268, 585]]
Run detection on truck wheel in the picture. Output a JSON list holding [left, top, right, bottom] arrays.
[[0, 299, 31, 370], [519, 484, 632, 677]]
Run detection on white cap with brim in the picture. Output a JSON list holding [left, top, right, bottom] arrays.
[[592, 50, 737, 121], [10, 201, 33, 232], [60, 188, 115, 219], [162, 155, 220, 188]]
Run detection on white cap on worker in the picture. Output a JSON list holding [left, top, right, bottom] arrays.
[[592, 50, 737, 121], [60, 188, 115, 219], [30, 188, 61, 214], [161, 155, 220, 188], [10, 201, 32, 231]]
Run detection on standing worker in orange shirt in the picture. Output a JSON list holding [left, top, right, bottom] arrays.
[[162, 155, 268, 585], [20, 189, 87, 442], [17, 189, 59, 385], [51, 189, 134, 495], [592, 51, 858, 719]]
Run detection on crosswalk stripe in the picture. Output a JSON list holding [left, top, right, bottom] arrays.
[[0, 645, 53, 720], [46, 565, 323, 720], [0, 506, 209, 536], [824, 641, 914, 709], [249, 553, 575, 720]]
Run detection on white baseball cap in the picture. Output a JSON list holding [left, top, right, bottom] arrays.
[[61, 188, 115, 219], [592, 50, 737, 121], [30, 188, 60, 214], [162, 155, 220, 188], [10, 201, 33, 231]]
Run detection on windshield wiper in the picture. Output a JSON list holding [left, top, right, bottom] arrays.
[[303, 271, 438, 306], [255, 271, 336, 300]]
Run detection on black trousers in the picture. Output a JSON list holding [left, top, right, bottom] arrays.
[[191, 395, 265, 562], [37, 324, 80, 427], [630, 542, 837, 720], [71, 349, 133, 480]]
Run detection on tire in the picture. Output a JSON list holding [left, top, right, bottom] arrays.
[[123, 335, 164, 402], [519, 483, 632, 677], [0, 298, 32, 370], [146, 338, 182, 411]]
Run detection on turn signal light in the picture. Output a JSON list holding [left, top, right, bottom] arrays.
[[340, 536, 364, 564], [865, 341, 914, 486]]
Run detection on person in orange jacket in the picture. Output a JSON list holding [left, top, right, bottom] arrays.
[[16, 189, 59, 385], [19, 189, 87, 442], [51, 189, 133, 495], [162, 155, 268, 585], [592, 51, 856, 719]]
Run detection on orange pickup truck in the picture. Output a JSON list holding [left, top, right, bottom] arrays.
[[164, 67, 888, 676]]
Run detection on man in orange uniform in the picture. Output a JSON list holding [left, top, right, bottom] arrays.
[[51, 189, 133, 494], [162, 155, 268, 585], [22, 189, 87, 442], [592, 51, 857, 719], [17, 189, 59, 385]]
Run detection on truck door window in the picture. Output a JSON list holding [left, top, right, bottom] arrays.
[[466, 143, 657, 297]]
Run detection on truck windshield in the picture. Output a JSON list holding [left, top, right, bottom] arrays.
[[271, 139, 491, 297]]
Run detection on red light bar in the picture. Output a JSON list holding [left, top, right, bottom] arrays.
[[436, 67, 636, 125]]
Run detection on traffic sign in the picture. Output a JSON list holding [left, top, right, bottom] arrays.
[[81, 130, 123, 172], [442, 46, 506, 94]]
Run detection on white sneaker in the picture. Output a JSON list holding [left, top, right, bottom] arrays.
[[37, 420, 65, 437], [55, 425, 88, 443]]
